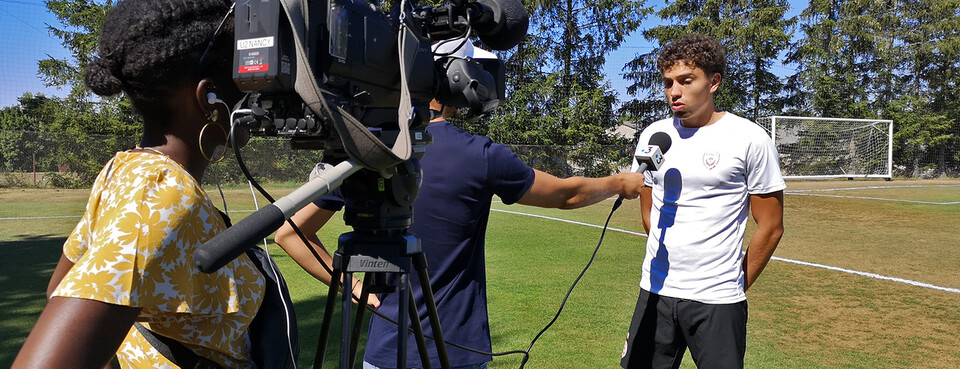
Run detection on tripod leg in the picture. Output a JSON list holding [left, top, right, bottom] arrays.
[[396, 273, 409, 369], [407, 288, 433, 369], [314, 266, 343, 369], [348, 275, 371, 368], [341, 271, 353, 369], [413, 253, 452, 369]]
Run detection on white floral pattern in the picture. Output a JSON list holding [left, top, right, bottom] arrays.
[[52, 151, 264, 368]]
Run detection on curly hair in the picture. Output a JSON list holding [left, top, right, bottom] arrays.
[[85, 0, 235, 119], [657, 34, 726, 78]]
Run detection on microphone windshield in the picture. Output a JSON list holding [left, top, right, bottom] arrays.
[[648, 132, 672, 154], [476, 0, 529, 50]]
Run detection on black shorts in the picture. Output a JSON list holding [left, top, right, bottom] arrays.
[[620, 289, 747, 369]]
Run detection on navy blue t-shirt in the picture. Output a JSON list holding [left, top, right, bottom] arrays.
[[313, 121, 536, 367]]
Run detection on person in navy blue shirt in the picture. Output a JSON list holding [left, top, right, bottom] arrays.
[[276, 98, 646, 369]]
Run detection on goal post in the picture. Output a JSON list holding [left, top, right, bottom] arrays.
[[754, 116, 893, 180]]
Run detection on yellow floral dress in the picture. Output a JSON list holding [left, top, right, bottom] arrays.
[[51, 151, 265, 368]]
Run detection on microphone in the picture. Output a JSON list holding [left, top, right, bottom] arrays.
[[473, 0, 529, 50], [633, 132, 672, 173]]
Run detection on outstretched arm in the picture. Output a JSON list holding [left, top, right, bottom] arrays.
[[274, 203, 379, 307], [516, 169, 645, 209], [275, 203, 338, 285], [743, 191, 784, 292]]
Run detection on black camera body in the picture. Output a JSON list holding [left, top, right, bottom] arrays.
[[230, 0, 524, 148]]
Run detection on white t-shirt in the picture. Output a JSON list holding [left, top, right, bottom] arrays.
[[631, 113, 786, 304]]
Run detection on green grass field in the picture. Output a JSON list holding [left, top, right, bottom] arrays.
[[1, 179, 959, 368]]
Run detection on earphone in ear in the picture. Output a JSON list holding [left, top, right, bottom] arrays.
[[206, 92, 224, 106]]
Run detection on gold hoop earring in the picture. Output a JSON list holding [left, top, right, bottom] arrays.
[[199, 121, 228, 163]]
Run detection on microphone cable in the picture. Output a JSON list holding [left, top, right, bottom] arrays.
[[518, 196, 626, 368]]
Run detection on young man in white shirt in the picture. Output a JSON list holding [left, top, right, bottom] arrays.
[[620, 34, 785, 369]]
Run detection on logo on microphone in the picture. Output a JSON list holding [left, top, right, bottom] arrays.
[[703, 151, 719, 170]]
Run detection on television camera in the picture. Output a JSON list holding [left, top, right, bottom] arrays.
[[229, 0, 526, 149]]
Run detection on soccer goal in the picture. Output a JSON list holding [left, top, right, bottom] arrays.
[[755, 116, 893, 180]]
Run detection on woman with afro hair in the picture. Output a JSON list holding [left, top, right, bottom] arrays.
[[14, 1, 263, 368]]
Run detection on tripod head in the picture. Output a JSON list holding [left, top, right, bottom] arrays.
[[319, 127, 432, 233]]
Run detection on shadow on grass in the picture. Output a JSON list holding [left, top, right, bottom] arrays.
[[0, 234, 374, 368], [0, 234, 64, 368]]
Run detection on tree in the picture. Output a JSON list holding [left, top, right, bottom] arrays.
[[0, 1, 141, 187], [785, 0, 885, 118], [622, 0, 795, 124], [892, 0, 960, 175], [731, 0, 795, 121], [479, 0, 650, 176], [888, 95, 953, 177], [38, 0, 139, 136]]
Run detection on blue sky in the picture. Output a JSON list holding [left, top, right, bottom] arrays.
[[0, 0, 73, 108], [0, 0, 806, 108], [604, 0, 806, 101]]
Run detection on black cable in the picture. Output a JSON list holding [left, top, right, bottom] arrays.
[[517, 196, 623, 368], [231, 128, 275, 204], [228, 116, 336, 279]]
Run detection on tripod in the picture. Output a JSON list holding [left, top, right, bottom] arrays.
[[311, 146, 452, 369], [314, 231, 451, 369]]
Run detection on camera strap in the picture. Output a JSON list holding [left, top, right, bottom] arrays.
[[279, 0, 413, 172], [134, 323, 223, 369]]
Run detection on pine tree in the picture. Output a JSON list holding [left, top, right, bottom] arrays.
[[785, 0, 881, 118], [481, 0, 651, 176], [892, 0, 960, 175], [622, 0, 795, 125]]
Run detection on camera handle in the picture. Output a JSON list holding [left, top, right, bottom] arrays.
[[195, 159, 362, 273], [314, 232, 452, 369]]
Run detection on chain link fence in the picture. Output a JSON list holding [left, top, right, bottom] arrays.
[[0, 130, 637, 188], [5, 128, 957, 189]]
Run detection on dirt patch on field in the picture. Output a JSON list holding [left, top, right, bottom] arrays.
[[750, 262, 960, 368]]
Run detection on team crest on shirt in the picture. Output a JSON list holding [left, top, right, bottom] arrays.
[[703, 151, 720, 170]]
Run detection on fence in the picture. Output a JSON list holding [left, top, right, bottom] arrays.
[[0, 130, 636, 188]]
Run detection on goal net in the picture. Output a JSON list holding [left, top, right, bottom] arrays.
[[755, 116, 893, 180]]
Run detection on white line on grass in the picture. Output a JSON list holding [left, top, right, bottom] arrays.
[[0, 215, 80, 221], [789, 184, 960, 192], [0, 209, 260, 222], [491, 207, 960, 295], [491, 208, 647, 236], [786, 192, 960, 205], [768, 257, 960, 294]]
